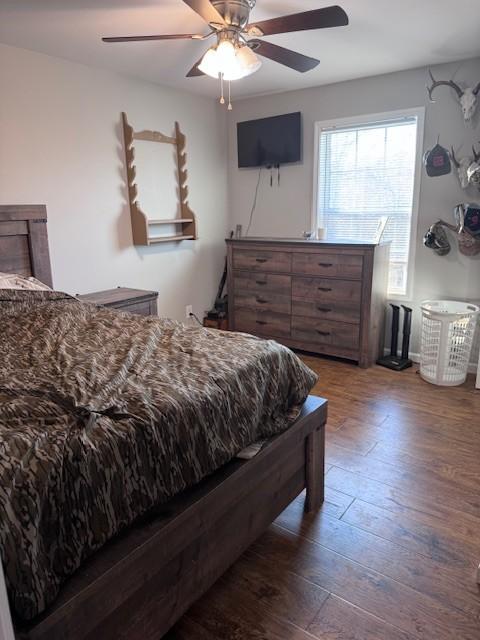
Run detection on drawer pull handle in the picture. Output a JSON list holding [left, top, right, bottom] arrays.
[[317, 307, 332, 313], [256, 320, 268, 325], [255, 280, 267, 285], [318, 262, 333, 268], [255, 258, 268, 263], [256, 298, 268, 304], [317, 287, 332, 292], [316, 330, 331, 337]]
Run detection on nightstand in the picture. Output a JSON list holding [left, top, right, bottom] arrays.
[[78, 287, 158, 317]]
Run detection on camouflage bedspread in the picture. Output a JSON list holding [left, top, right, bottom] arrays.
[[0, 290, 317, 621]]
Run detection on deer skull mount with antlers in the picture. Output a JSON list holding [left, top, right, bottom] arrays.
[[451, 147, 474, 189], [467, 145, 480, 188], [427, 70, 480, 121], [450, 144, 480, 190]]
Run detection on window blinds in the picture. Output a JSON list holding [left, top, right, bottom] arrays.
[[317, 117, 418, 295]]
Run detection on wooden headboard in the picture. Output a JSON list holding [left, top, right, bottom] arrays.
[[0, 205, 53, 288]]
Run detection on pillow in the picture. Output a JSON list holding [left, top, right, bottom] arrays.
[[0, 272, 52, 291]]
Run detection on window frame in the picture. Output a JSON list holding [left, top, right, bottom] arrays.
[[311, 107, 425, 300]]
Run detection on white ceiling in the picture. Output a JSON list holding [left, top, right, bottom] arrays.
[[1, 0, 479, 99]]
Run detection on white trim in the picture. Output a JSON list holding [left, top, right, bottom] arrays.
[[476, 349, 480, 389], [383, 348, 479, 375], [311, 107, 425, 301], [0, 562, 14, 640]]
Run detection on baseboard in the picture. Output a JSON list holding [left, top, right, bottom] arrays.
[[383, 349, 478, 375]]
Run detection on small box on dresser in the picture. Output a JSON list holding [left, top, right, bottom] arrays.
[[226, 238, 390, 368], [78, 287, 158, 316]]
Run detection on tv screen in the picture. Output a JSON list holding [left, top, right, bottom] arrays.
[[237, 112, 301, 168]]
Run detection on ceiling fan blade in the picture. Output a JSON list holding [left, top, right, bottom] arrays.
[[248, 5, 348, 37], [250, 40, 319, 73], [102, 34, 198, 43], [182, 0, 225, 27], [186, 55, 206, 77]]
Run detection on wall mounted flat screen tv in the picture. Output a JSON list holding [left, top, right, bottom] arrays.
[[237, 112, 302, 168]]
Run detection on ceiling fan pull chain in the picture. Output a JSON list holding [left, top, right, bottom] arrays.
[[228, 81, 233, 111], [220, 72, 225, 105]]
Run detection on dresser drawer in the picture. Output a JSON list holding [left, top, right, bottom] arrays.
[[293, 277, 362, 304], [233, 271, 291, 296], [114, 300, 155, 316], [235, 291, 291, 314], [292, 299, 360, 324], [292, 316, 359, 350], [235, 309, 291, 338], [292, 252, 363, 279], [233, 249, 292, 273]]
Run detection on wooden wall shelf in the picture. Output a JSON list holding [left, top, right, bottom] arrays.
[[121, 112, 198, 246], [149, 235, 195, 244], [148, 218, 194, 225]]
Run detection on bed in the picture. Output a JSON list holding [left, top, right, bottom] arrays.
[[0, 205, 327, 640]]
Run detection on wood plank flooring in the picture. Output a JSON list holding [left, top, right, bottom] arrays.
[[166, 358, 480, 639]]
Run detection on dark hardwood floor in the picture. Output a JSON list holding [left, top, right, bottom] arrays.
[[167, 358, 480, 640]]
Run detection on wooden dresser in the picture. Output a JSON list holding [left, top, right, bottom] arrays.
[[226, 238, 389, 367], [78, 287, 158, 316]]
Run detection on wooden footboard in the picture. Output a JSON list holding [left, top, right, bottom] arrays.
[[5, 395, 327, 640]]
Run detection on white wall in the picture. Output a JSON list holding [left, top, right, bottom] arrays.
[[0, 43, 228, 322], [226, 57, 480, 357], [1, 44, 478, 361]]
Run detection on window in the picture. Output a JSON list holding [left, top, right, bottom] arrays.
[[314, 109, 424, 297]]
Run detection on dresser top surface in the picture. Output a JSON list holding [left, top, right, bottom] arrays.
[[226, 237, 388, 248]]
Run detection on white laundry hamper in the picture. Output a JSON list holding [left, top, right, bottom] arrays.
[[420, 300, 479, 386]]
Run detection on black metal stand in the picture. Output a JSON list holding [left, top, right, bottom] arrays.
[[377, 304, 413, 371]]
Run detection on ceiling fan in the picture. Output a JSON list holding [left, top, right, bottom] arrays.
[[103, 1, 349, 108]]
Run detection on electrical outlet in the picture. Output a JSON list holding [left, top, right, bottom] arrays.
[[185, 305, 193, 319]]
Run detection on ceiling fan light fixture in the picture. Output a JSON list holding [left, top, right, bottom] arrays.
[[198, 47, 220, 78], [236, 45, 262, 75], [198, 40, 239, 79], [216, 40, 244, 80], [199, 38, 263, 108], [198, 41, 261, 82], [216, 40, 236, 64]]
